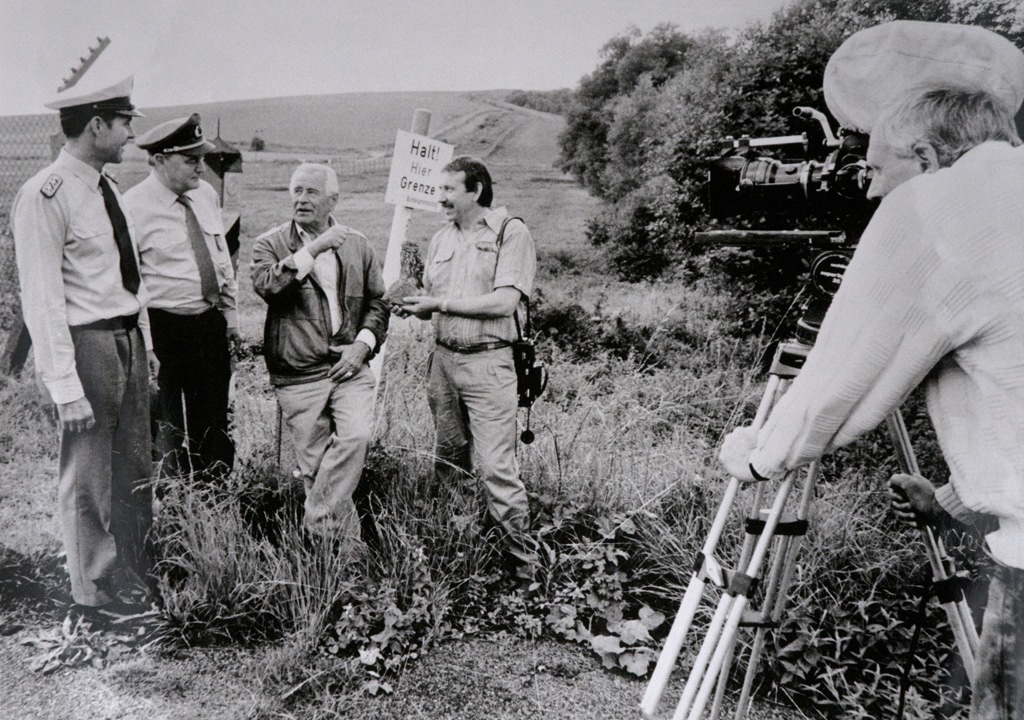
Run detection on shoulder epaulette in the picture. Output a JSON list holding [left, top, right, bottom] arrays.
[[39, 174, 63, 198]]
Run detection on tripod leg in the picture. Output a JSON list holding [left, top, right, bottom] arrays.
[[641, 479, 742, 718], [672, 593, 739, 720], [683, 476, 796, 720], [710, 637, 738, 720], [885, 412, 978, 684], [713, 475, 799, 720], [643, 375, 789, 719], [732, 460, 819, 719]]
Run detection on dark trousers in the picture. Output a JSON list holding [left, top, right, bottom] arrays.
[[149, 308, 234, 482], [972, 563, 1024, 719], [62, 324, 152, 605]]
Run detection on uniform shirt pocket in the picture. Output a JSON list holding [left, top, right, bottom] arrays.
[[198, 216, 227, 252], [68, 200, 118, 261]]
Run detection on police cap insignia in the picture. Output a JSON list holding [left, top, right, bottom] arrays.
[[40, 174, 63, 198]]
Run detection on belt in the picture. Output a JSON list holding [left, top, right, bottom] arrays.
[[71, 313, 139, 331], [436, 339, 511, 354], [149, 305, 217, 317], [149, 306, 221, 323]]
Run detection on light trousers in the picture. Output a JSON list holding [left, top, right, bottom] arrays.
[[427, 346, 528, 544], [275, 366, 375, 541]]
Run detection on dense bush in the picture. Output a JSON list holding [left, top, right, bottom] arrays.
[[557, 0, 1024, 285]]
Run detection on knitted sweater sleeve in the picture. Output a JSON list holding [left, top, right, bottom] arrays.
[[749, 185, 957, 476]]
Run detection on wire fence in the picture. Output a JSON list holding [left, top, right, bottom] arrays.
[[0, 113, 57, 373]]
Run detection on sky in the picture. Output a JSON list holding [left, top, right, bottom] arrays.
[[0, 0, 791, 115]]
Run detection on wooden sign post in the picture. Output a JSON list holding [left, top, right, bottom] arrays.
[[371, 110, 455, 381]]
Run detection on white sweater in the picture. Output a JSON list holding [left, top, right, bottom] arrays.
[[750, 141, 1024, 569]]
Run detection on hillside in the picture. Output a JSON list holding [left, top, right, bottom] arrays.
[[130, 89, 513, 153]]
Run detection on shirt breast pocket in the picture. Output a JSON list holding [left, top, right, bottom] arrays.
[[472, 239, 499, 287], [428, 245, 455, 291], [198, 217, 227, 253], [68, 202, 117, 260]]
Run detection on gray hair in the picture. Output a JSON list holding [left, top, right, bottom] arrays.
[[290, 162, 339, 196], [874, 86, 1021, 167]]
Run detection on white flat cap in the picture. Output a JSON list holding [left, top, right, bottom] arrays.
[[44, 75, 143, 117], [824, 20, 1024, 133]]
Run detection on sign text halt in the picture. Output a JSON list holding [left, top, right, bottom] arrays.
[[384, 130, 455, 211]]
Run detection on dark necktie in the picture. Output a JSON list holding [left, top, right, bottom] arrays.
[[98, 175, 141, 293], [177, 195, 220, 305]]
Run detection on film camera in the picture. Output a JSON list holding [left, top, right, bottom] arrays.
[[699, 106, 877, 342]]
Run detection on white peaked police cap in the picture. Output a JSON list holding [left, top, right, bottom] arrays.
[[44, 75, 144, 117], [824, 20, 1024, 133]]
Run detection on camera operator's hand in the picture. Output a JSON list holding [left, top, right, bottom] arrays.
[[888, 473, 943, 527], [719, 426, 760, 482]]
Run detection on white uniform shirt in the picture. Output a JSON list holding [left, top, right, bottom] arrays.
[[11, 148, 149, 404], [123, 175, 238, 331]]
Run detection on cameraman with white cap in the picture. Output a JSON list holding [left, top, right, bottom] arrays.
[[718, 21, 1024, 717]]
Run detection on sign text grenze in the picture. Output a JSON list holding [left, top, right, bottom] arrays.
[[384, 130, 455, 212]]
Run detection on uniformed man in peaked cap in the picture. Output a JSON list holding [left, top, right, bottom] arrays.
[[124, 114, 239, 485], [11, 76, 158, 624]]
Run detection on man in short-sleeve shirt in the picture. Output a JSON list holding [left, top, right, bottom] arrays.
[[397, 156, 537, 574]]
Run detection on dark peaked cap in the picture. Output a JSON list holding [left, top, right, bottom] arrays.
[[45, 75, 144, 119], [136, 113, 217, 156]]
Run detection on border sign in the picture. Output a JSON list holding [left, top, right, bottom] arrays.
[[384, 130, 455, 211]]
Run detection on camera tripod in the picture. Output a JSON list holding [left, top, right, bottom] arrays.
[[639, 339, 980, 720]]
